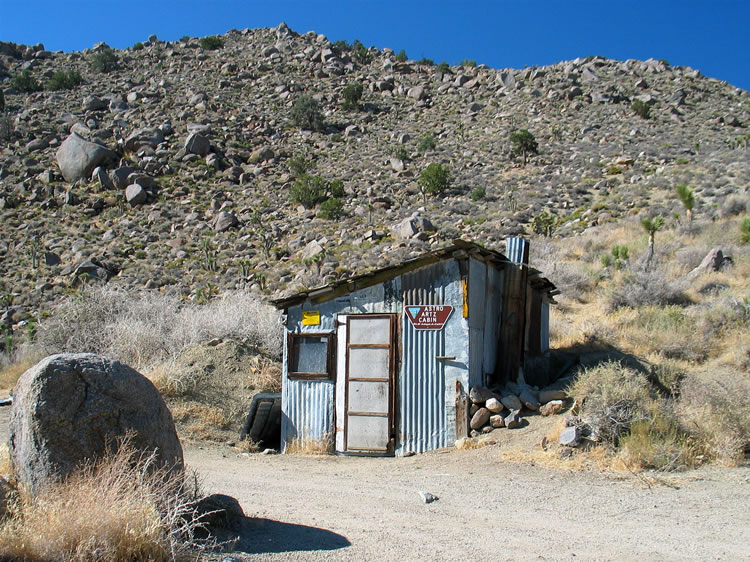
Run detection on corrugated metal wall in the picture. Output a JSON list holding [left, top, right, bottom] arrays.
[[281, 378, 334, 452]]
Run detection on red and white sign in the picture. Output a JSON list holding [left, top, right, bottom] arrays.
[[404, 305, 453, 330]]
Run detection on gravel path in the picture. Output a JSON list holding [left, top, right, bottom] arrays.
[[186, 443, 750, 561]]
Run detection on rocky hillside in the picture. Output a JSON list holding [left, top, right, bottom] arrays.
[[0, 23, 749, 328]]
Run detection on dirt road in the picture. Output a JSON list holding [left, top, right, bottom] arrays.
[[186, 443, 750, 561]]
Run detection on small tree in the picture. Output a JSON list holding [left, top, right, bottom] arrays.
[[289, 175, 328, 208], [532, 211, 556, 237], [641, 215, 665, 271], [342, 82, 364, 110], [288, 154, 315, 178], [291, 95, 324, 132], [418, 163, 451, 201], [199, 36, 224, 50], [510, 129, 538, 167], [632, 99, 651, 119], [10, 69, 42, 93], [676, 183, 695, 223], [395, 50, 408, 63], [90, 46, 119, 73]]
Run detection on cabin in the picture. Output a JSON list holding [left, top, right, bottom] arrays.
[[271, 238, 558, 456]]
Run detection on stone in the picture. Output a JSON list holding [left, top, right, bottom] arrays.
[[110, 166, 139, 190], [250, 146, 274, 163], [490, 414, 505, 428], [300, 240, 324, 260], [539, 389, 567, 404], [72, 259, 111, 282], [559, 425, 581, 447], [540, 400, 565, 417], [125, 183, 148, 206], [504, 409, 522, 429], [500, 392, 522, 411], [469, 385, 494, 404], [124, 128, 165, 151], [184, 133, 211, 156], [470, 407, 490, 430], [407, 85, 426, 100], [210, 210, 239, 232], [56, 133, 118, 182], [9, 353, 183, 494], [91, 166, 114, 190], [418, 491, 438, 504], [689, 247, 732, 277], [390, 215, 436, 241], [485, 397, 503, 413], [82, 95, 108, 111], [519, 388, 540, 411], [191, 493, 244, 532]]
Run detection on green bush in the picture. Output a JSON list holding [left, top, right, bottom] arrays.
[[291, 94, 324, 132], [418, 133, 437, 152], [532, 211, 556, 236], [199, 36, 224, 50], [352, 40, 371, 64], [331, 40, 350, 57], [288, 155, 315, 178], [342, 81, 364, 110], [390, 145, 409, 162], [460, 59, 477, 67], [419, 57, 434, 66], [509, 129, 538, 166], [437, 61, 451, 74], [90, 47, 119, 73], [132, 42, 145, 51], [740, 217, 750, 244], [318, 197, 345, 220], [632, 99, 651, 119], [10, 70, 42, 93], [46, 70, 83, 91], [418, 163, 451, 199], [329, 179, 345, 198], [470, 186, 486, 201], [290, 175, 328, 208], [395, 49, 408, 63]]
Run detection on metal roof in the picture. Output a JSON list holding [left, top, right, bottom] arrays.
[[270, 239, 559, 309]]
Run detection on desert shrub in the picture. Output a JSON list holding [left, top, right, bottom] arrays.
[[607, 269, 690, 311], [721, 196, 747, 218], [330, 40, 349, 57], [418, 133, 437, 152], [569, 362, 656, 445], [532, 210, 556, 236], [0, 439, 212, 561], [471, 186, 486, 201], [619, 409, 699, 470], [677, 368, 750, 464], [389, 144, 410, 161], [631, 99, 651, 119], [741, 217, 750, 244], [342, 81, 364, 110], [418, 162, 451, 199], [437, 61, 451, 74], [132, 41, 145, 51], [90, 46, 119, 73], [36, 286, 282, 368], [46, 69, 83, 91], [10, 69, 42, 93], [318, 197, 345, 220], [328, 179, 345, 198], [419, 57, 434, 66], [395, 49, 408, 62], [460, 59, 477, 67], [287, 154, 315, 178], [199, 36, 223, 50], [352, 40, 371, 64], [289, 175, 328, 208], [290, 94, 324, 131]]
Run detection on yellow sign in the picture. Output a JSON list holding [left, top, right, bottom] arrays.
[[302, 310, 321, 326]]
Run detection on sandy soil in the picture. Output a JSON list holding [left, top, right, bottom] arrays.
[[186, 442, 750, 561], [1, 404, 748, 561]]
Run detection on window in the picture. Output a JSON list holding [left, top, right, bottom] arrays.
[[288, 333, 335, 380]]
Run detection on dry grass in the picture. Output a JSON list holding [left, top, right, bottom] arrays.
[[171, 402, 233, 442], [285, 434, 333, 455], [0, 356, 37, 392], [0, 440, 212, 561]]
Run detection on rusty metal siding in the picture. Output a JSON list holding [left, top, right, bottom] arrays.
[[398, 260, 467, 454], [281, 376, 335, 452]]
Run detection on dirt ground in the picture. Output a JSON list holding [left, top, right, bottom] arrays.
[[2, 405, 748, 561], [187, 442, 750, 561]]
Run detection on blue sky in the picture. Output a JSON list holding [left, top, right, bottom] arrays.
[[2, 1, 749, 90]]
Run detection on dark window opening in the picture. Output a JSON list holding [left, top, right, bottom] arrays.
[[288, 333, 334, 380]]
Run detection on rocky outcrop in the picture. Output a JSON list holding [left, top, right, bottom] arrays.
[[9, 353, 183, 494]]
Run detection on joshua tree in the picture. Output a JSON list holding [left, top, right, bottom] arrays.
[[641, 215, 665, 271], [676, 183, 695, 223], [509, 129, 538, 167]]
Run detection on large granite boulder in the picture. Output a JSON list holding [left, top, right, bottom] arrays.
[[9, 353, 183, 494], [56, 133, 118, 182]]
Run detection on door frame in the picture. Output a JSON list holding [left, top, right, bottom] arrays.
[[343, 313, 398, 455]]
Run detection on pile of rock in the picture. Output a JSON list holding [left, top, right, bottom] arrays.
[[466, 382, 567, 437]]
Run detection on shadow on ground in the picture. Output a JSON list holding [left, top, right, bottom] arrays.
[[225, 517, 350, 555]]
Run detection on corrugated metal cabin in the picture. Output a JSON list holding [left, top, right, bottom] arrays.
[[271, 238, 558, 456]]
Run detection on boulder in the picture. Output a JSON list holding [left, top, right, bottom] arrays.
[[210, 210, 239, 232], [504, 409, 523, 429], [184, 132, 211, 156], [125, 183, 148, 206], [500, 392, 522, 411], [539, 389, 567, 404], [56, 133, 118, 182], [192, 493, 244, 533], [469, 385, 494, 404], [485, 397, 503, 413], [540, 400, 565, 417], [124, 128, 164, 151], [559, 425, 581, 447], [9, 353, 183, 494], [689, 247, 732, 277], [110, 166, 139, 190], [490, 414, 505, 428], [519, 388, 540, 411], [470, 407, 490, 430]]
